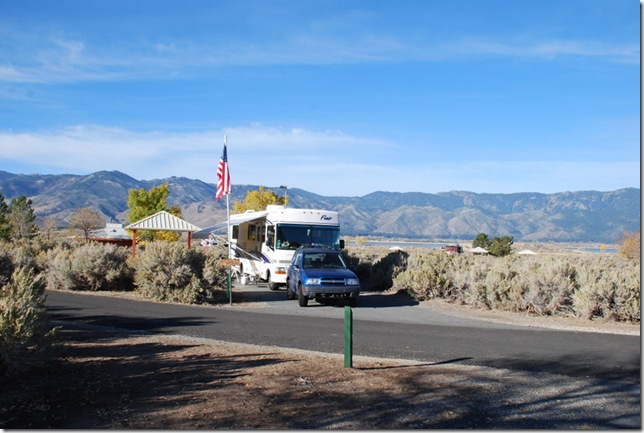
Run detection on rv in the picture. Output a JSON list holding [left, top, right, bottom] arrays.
[[228, 205, 342, 290]]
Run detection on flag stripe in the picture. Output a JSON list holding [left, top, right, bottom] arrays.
[[216, 144, 231, 201]]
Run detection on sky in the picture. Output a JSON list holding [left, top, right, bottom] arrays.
[[0, 0, 639, 197]]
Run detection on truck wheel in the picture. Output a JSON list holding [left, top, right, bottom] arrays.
[[297, 283, 308, 307], [286, 280, 296, 300], [348, 297, 358, 308], [267, 272, 279, 291]]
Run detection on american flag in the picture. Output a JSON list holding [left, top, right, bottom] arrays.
[[216, 143, 231, 201]]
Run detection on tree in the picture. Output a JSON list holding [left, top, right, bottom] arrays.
[[488, 235, 513, 257], [8, 196, 38, 240], [0, 192, 9, 241], [69, 207, 105, 239], [127, 183, 181, 241], [472, 232, 513, 257], [619, 231, 640, 261], [41, 216, 59, 242], [232, 186, 288, 214], [472, 233, 491, 250]]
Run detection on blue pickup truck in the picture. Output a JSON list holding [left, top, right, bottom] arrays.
[[286, 247, 360, 307]]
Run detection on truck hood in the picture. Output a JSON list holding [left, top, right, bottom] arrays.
[[303, 268, 358, 279]]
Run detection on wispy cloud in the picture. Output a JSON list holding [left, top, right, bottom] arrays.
[[0, 25, 637, 84], [0, 124, 391, 190], [443, 38, 640, 62]]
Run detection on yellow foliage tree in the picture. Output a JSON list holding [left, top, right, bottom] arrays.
[[232, 186, 289, 214], [619, 231, 640, 261], [127, 184, 182, 242]]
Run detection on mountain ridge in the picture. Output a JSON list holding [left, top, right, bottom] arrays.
[[0, 170, 638, 243]]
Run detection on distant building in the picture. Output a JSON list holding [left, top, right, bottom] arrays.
[[469, 246, 489, 255], [77, 223, 132, 247], [441, 244, 463, 254]]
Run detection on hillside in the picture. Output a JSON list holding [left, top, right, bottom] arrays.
[[0, 170, 639, 243]]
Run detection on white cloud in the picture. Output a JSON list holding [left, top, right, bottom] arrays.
[[0, 124, 637, 196], [0, 124, 394, 194]]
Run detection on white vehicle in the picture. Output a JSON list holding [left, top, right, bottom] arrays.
[[226, 205, 343, 290]]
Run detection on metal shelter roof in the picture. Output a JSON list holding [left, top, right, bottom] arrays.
[[468, 246, 489, 254], [125, 211, 200, 232], [193, 210, 268, 238]]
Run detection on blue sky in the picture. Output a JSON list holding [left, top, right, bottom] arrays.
[[0, 0, 639, 197]]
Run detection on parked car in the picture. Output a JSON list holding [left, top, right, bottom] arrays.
[[286, 247, 360, 307]]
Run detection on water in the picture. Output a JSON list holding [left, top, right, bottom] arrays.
[[348, 241, 451, 250]]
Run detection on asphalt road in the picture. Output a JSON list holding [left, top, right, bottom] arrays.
[[45, 286, 640, 383]]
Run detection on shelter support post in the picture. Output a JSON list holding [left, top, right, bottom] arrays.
[[131, 230, 137, 258]]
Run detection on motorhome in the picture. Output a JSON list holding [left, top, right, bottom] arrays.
[[226, 205, 342, 290]]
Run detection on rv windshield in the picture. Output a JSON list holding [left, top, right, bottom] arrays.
[[275, 224, 340, 250]]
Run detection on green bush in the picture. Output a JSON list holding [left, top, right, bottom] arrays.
[[45, 242, 134, 292], [133, 241, 222, 304], [0, 267, 58, 379]]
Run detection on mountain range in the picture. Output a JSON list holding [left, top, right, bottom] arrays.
[[0, 170, 639, 243]]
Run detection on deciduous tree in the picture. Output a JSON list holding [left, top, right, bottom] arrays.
[[232, 186, 288, 214], [619, 231, 640, 261], [127, 184, 181, 241], [69, 207, 105, 239]]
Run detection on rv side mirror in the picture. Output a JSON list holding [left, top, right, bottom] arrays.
[[339, 239, 345, 250]]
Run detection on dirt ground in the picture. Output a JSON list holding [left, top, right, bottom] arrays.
[[2, 326, 500, 429], [1, 312, 640, 429]]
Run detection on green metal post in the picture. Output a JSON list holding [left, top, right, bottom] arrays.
[[344, 305, 353, 368], [226, 270, 232, 305]]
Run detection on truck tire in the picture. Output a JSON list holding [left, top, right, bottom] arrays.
[[297, 283, 308, 307], [286, 280, 296, 300], [267, 272, 279, 291]]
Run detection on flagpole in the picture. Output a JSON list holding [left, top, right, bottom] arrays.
[[225, 135, 231, 259], [224, 134, 232, 305]]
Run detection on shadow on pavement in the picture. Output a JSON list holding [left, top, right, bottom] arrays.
[[230, 284, 419, 309]]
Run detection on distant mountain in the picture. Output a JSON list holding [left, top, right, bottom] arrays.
[[0, 170, 639, 243]]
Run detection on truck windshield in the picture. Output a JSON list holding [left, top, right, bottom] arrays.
[[275, 224, 340, 250]]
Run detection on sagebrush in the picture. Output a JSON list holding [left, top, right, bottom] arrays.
[[133, 242, 228, 304], [0, 267, 58, 379], [387, 249, 639, 323], [45, 242, 134, 292]]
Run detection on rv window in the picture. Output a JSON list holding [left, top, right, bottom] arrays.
[[266, 225, 275, 248], [276, 224, 340, 250], [232, 225, 239, 240]]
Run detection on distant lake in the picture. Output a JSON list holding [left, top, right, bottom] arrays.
[[568, 247, 618, 254], [348, 241, 619, 254], [348, 241, 450, 249]]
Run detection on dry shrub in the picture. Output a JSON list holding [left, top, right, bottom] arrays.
[[573, 256, 640, 322], [618, 231, 640, 261], [391, 250, 460, 300], [201, 247, 230, 303], [133, 241, 226, 304], [45, 242, 134, 292], [392, 250, 640, 323], [344, 246, 408, 291], [0, 267, 58, 379], [520, 257, 577, 316]]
